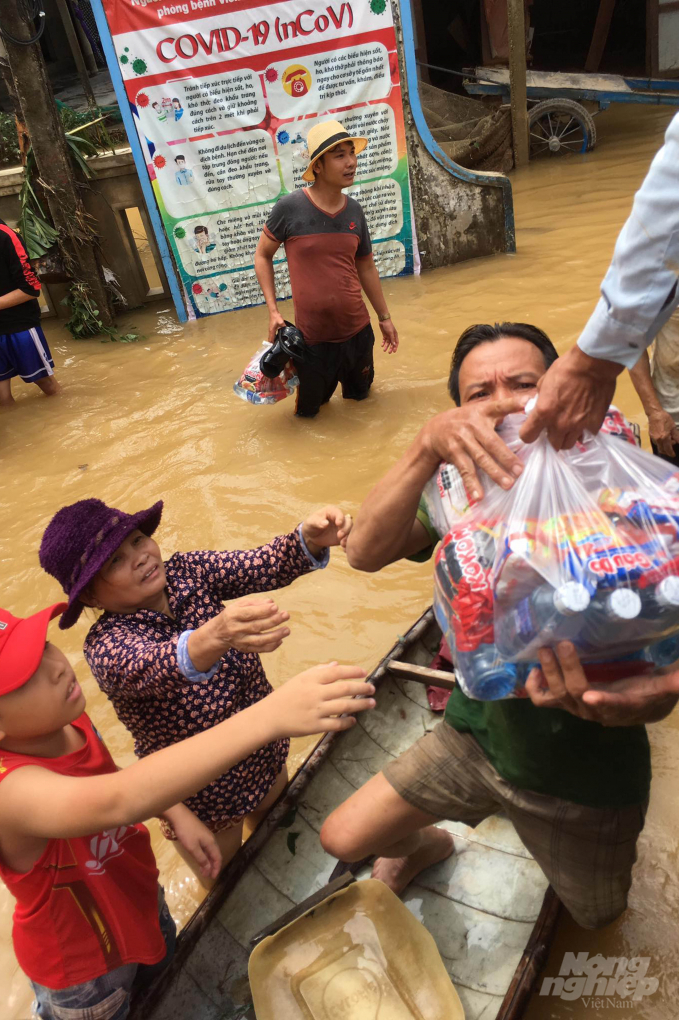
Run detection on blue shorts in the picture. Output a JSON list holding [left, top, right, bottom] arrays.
[[0, 326, 54, 383], [30, 887, 176, 1020]]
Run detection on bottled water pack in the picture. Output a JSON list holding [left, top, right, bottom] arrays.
[[431, 408, 679, 699]]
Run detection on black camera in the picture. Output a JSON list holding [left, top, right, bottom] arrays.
[[260, 322, 310, 378]]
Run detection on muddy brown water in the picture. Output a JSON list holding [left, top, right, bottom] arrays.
[[2, 104, 678, 1019]]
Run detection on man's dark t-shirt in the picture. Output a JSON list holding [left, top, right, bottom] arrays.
[[264, 188, 372, 345], [0, 222, 41, 334]]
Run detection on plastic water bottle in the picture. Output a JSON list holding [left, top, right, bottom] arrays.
[[496, 581, 591, 659], [456, 644, 519, 700], [640, 576, 679, 617], [647, 635, 679, 667], [578, 587, 642, 655], [584, 587, 642, 628], [597, 588, 642, 619], [637, 577, 679, 654], [631, 579, 679, 665]]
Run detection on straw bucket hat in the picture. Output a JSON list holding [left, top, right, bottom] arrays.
[[301, 119, 368, 182]]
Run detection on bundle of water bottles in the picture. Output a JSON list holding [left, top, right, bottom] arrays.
[[430, 408, 679, 700]]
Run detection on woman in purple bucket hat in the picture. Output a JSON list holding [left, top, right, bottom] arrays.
[[39, 496, 353, 885]]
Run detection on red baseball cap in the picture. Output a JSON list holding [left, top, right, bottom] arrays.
[[0, 604, 67, 696]]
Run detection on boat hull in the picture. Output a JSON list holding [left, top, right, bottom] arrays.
[[132, 609, 558, 1020]]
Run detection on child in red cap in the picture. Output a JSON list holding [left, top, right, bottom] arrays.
[[0, 602, 373, 1019]]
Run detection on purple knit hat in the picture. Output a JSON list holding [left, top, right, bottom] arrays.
[[39, 498, 164, 630]]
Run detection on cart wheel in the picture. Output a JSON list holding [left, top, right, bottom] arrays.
[[528, 99, 596, 157]]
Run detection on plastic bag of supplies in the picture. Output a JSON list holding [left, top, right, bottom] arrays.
[[233, 342, 299, 405], [430, 406, 679, 700]]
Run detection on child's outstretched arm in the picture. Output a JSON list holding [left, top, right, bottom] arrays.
[[0, 664, 374, 842]]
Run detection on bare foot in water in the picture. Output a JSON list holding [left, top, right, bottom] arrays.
[[371, 826, 454, 896]]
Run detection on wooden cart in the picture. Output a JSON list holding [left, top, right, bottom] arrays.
[[465, 67, 679, 156]]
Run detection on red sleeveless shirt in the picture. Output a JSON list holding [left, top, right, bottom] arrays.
[[0, 714, 166, 989]]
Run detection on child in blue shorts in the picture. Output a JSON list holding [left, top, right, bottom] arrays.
[[0, 220, 60, 406]]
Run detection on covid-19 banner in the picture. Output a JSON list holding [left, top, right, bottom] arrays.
[[94, 0, 415, 318]]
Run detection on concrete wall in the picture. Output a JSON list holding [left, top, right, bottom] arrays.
[[0, 148, 169, 316], [395, 0, 513, 270]]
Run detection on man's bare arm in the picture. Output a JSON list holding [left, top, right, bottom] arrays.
[[254, 231, 285, 343], [356, 256, 398, 353], [346, 438, 438, 571], [347, 397, 529, 572], [0, 288, 38, 311], [629, 350, 679, 456]]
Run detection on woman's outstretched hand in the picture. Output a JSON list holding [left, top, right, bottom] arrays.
[[215, 597, 290, 653], [302, 506, 354, 555], [187, 597, 291, 671]]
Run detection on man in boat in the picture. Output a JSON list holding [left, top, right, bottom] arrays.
[[321, 321, 679, 930], [254, 119, 399, 419], [520, 111, 679, 451]]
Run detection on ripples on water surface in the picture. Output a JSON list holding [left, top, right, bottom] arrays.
[[2, 105, 678, 1019]]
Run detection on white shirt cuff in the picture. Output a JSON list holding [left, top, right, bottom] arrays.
[[577, 299, 649, 370]]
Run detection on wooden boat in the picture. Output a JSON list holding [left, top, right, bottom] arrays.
[[132, 608, 560, 1020]]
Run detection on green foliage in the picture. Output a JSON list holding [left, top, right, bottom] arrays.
[[57, 101, 98, 134], [64, 131, 98, 178], [16, 121, 97, 258], [278, 806, 298, 829], [278, 805, 300, 855], [19, 168, 59, 259], [286, 831, 301, 856], [58, 100, 123, 146], [0, 103, 125, 170], [65, 110, 120, 159], [5, 102, 140, 343], [0, 112, 20, 167], [62, 282, 141, 343]]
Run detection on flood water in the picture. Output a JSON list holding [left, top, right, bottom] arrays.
[[2, 104, 678, 1019]]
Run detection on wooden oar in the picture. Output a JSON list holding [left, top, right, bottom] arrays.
[[387, 659, 456, 690]]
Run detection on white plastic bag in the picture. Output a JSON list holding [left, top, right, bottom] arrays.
[[233, 342, 299, 405], [432, 407, 679, 699]]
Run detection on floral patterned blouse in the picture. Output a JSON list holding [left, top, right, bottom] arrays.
[[84, 530, 324, 835]]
